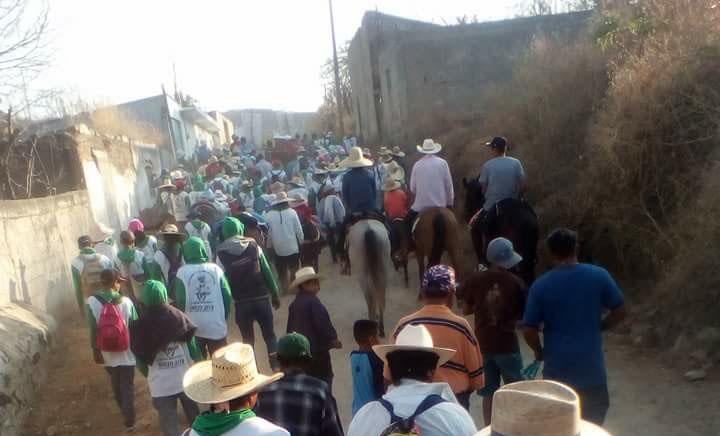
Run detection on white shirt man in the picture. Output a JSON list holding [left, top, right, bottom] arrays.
[[410, 154, 454, 212], [263, 202, 304, 257]]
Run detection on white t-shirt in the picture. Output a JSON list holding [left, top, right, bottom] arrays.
[[138, 235, 159, 260], [148, 341, 193, 398], [87, 295, 136, 367], [348, 379, 477, 436], [263, 208, 303, 257], [188, 417, 289, 436], [176, 263, 227, 340]]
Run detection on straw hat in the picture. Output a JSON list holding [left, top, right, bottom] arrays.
[[288, 192, 308, 208], [272, 192, 291, 206], [183, 343, 283, 405], [373, 324, 455, 368], [378, 146, 390, 156], [382, 178, 402, 192], [326, 163, 344, 173], [158, 178, 177, 190], [381, 154, 393, 164], [269, 181, 285, 194], [288, 266, 324, 292], [386, 161, 405, 182], [314, 167, 329, 175], [416, 138, 442, 154], [288, 175, 306, 187], [341, 147, 373, 168], [476, 380, 610, 436], [391, 146, 406, 157], [158, 224, 187, 240]]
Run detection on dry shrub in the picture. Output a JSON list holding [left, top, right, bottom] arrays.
[[90, 106, 163, 144]]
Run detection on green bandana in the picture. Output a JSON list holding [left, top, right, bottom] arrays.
[[192, 409, 256, 436], [117, 248, 136, 264], [192, 219, 205, 231]]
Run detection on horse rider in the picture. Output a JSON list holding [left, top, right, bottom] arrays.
[[405, 138, 454, 243], [337, 146, 382, 273], [476, 136, 528, 241]]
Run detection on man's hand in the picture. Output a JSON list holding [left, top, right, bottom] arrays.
[[271, 296, 281, 310], [330, 339, 343, 350], [93, 349, 105, 365]]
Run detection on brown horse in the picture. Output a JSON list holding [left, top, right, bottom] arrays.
[[413, 207, 461, 283]]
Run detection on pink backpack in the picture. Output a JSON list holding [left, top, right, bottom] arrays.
[[94, 295, 130, 352]]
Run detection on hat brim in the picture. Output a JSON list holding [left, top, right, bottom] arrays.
[[158, 231, 188, 240], [314, 169, 329, 175], [158, 184, 178, 190], [341, 157, 373, 168], [416, 144, 442, 154], [392, 152, 406, 157], [496, 253, 523, 270], [289, 200, 308, 208], [287, 274, 324, 293], [183, 361, 284, 405], [475, 421, 610, 436], [372, 344, 455, 368]]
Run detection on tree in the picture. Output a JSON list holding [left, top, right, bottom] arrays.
[[319, 41, 354, 134], [516, 0, 598, 16]]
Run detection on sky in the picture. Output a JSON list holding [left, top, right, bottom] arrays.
[[37, 0, 518, 113]]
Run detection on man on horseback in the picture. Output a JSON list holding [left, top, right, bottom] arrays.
[[478, 137, 528, 216], [405, 138, 454, 244]]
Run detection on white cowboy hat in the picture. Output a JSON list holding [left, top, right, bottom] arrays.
[[476, 380, 610, 436], [288, 175, 306, 187], [288, 266, 325, 292], [378, 146, 390, 156], [373, 324, 455, 368], [416, 138, 442, 154], [313, 167, 329, 175], [340, 147, 373, 168], [158, 224, 187, 240], [391, 146, 406, 157], [382, 178, 402, 192], [272, 191, 290, 206], [288, 192, 308, 208], [183, 343, 283, 405], [386, 161, 405, 182]]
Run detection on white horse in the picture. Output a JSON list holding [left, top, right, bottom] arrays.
[[348, 219, 392, 337]]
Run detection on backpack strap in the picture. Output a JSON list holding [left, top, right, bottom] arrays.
[[377, 398, 401, 424], [92, 294, 108, 305], [408, 394, 446, 421]]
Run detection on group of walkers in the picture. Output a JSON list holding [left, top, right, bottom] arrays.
[[69, 133, 626, 436]]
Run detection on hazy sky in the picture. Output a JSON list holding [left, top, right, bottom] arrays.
[[39, 0, 518, 113]]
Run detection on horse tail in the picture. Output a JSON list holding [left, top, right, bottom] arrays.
[[429, 212, 446, 266], [364, 228, 382, 289]]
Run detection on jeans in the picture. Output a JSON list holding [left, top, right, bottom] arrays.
[[235, 298, 279, 369], [152, 392, 199, 436], [274, 253, 299, 293], [576, 384, 610, 425], [196, 337, 228, 359], [105, 366, 135, 427]]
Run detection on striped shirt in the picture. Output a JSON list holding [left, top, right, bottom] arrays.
[[386, 305, 484, 394]]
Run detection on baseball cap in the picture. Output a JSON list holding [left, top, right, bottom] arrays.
[[100, 268, 128, 287], [487, 237, 523, 269], [421, 265, 457, 296], [277, 333, 312, 359], [486, 136, 507, 149]]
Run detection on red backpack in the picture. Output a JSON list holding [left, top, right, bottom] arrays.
[[94, 295, 130, 352]]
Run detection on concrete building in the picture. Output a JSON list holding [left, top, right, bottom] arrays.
[[348, 11, 591, 146], [224, 109, 318, 150], [209, 110, 236, 145]]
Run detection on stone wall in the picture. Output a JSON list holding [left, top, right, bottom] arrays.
[[349, 11, 592, 146], [0, 304, 57, 436]]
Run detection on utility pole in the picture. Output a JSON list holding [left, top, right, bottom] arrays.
[[328, 0, 345, 138]]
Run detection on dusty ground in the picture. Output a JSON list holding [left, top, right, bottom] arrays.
[[24, 252, 719, 436]]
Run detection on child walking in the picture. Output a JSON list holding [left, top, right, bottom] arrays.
[[350, 319, 384, 416]]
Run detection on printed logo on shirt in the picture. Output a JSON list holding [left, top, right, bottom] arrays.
[[188, 270, 217, 313], [157, 344, 186, 369]]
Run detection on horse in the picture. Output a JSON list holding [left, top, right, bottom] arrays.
[[413, 207, 461, 283], [462, 177, 539, 285], [388, 217, 409, 288], [348, 219, 391, 337]]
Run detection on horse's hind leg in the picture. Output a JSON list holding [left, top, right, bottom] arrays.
[[403, 260, 409, 289]]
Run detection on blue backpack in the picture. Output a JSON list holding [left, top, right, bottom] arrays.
[[377, 394, 446, 436]]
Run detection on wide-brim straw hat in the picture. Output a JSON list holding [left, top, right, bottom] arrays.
[[158, 179, 177, 190], [269, 181, 285, 194], [183, 343, 283, 405], [272, 192, 290, 206], [158, 224, 187, 240], [288, 266, 325, 292], [382, 178, 402, 192], [341, 147, 373, 168], [476, 380, 610, 436], [386, 161, 405, 182], [314, 167, 329, 175], [327, 163, 344, 173], [391, 146, 406, 157], [381, 154, 393, 164], [288, 176, 306, 187], [288, 192, 308, 208], [373, 324, 455, 368], [416, 138, 442, 154]]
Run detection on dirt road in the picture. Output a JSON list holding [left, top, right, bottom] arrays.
[[23, 252, 719, 436]]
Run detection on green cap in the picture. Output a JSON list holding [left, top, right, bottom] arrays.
[[277, 333, 312, 359]]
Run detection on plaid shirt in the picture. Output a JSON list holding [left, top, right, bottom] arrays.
[[256, 370, 344, 436]]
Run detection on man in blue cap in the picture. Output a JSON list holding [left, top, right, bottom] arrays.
[[458, 237, 528, 425]]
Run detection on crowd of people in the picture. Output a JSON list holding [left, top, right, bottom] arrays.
[[69, 133, 626, 436]]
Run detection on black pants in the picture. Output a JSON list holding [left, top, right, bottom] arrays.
[[576, 384, 610, 425], [307, 350, 334, 390], [196, 337, 227, 359], [235, 298, 279, 369], [274, 253, 299, 293], [105, 366, 136, 428]]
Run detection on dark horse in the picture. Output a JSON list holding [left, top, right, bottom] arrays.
[[388, 217, 409, 288], [463, 177, 539, 285]]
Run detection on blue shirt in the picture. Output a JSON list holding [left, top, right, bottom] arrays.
[[341, 168, 377, 214], [523, 263, 624, 388], [350, 351, 384, 416]]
